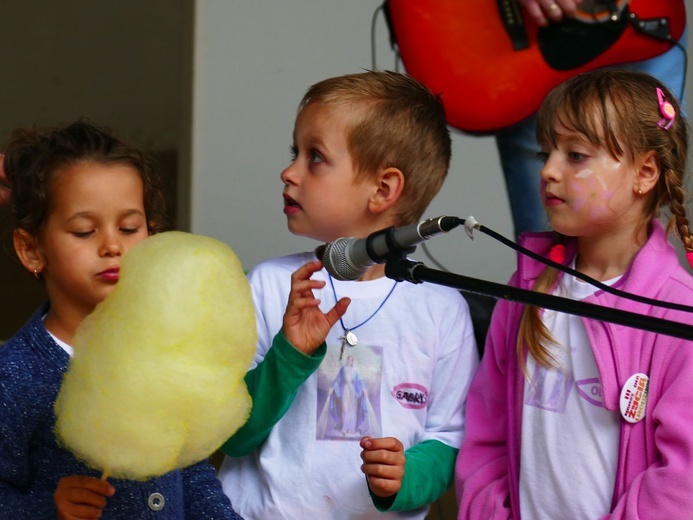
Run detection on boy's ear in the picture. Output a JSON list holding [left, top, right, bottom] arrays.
[[369, 167, 404, 214], [13, 229, 45, 275], [635, 151, 660, 195]]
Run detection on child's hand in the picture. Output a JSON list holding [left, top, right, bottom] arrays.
[[360, 436, 406, 498], [282, 260, 350, 355], [55, 475, 115, 520]]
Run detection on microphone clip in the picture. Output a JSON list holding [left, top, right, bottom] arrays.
[[366, 226, 416, 262], [384, 254, 425, 284]]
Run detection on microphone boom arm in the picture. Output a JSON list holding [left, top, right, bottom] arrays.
[[384, 256, 693, 341]]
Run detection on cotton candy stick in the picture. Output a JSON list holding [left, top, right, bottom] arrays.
[[55, 231, 256, 480]]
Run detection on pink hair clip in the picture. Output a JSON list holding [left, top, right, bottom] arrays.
[[656, 87, 676, 130]]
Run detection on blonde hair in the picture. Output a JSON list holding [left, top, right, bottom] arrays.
[[299, 70, 451, 226], [519, 69, 691, 370]]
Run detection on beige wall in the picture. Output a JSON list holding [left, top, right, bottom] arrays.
[[0, 0, 193, 340], [190, 1, 693, 285]]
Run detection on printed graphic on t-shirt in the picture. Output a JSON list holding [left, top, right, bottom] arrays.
[[525, 347, 604, 413], [316, 344, 383, 440], [525, 353, 574, 414], [391, 382, 429, 409], [575, 377, 604, 407]]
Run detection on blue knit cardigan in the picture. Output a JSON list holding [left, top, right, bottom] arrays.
[[0, 305, 242, 519]]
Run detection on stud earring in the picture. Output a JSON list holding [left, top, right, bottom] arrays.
[[33, 268, 40, 280]]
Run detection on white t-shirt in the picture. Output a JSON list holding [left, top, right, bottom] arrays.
[[520, 269, 621, 519], [219, 252, 478, 519], [44, 314, 74, 356]]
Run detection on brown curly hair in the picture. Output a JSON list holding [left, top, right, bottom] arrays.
[[3, 120, 168, 238]]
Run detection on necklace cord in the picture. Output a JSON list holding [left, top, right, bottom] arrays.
[[328, 275, 398, 333]]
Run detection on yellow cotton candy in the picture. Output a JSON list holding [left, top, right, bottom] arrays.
[[54, 231, 256, 480]]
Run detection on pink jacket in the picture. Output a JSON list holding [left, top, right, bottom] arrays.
[[456, 220, 693, 519]]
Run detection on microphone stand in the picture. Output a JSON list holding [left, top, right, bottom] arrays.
[[383, 255, 693, 341]]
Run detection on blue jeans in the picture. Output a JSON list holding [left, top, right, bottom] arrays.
[[495, 29, 688, 239]]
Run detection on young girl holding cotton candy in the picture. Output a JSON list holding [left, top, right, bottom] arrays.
[[456, 69, 693, 519], [0, 121, 242, 520]]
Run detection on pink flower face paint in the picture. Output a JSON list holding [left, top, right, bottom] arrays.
[[540, 122, 641, 237]]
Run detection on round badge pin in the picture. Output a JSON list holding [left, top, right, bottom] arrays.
[[619, 373, 649, 423]]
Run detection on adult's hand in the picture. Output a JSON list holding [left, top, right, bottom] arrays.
[[518, 0, 583, 26]]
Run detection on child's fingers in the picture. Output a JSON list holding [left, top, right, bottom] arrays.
[[360, 436, 405, 498], [289, 275, 325, 294], [57, 475, 115, 497], [365, 475, 401, 498], [286, 279, 324, 310], [55, 475, 114, 519], [324, 297, 350, 325], [361, 460, 404, 480], [288, 262, 327, 302], [360, 436, 404, 452], [292, 279, 326, 296], [291, 259, 324, 282], [57, 502, 105, 520], [360, 446, 406, 467], [289, 296, 323, 311]]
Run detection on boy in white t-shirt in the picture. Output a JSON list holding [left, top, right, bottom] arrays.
[[218, 71, 479, 519]]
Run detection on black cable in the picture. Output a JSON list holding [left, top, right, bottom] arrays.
[[420, 241, 452, 272], [370, 3, 383, 71], [447, 216, 693, 314], [370, 2, 402, 73], [626, 9, 688, 101]]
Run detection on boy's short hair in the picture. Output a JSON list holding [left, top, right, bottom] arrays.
[[299, 70, 451, 226]]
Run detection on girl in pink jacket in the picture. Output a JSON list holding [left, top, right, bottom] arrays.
[[456, 69, 693, 519]]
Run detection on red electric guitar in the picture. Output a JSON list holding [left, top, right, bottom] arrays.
[[385, 0, 685, 134]]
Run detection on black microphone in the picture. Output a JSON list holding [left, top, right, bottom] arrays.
[[322, 216, 461, 280]]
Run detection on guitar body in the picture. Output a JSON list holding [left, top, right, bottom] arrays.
[[387, 0, 685, 134]]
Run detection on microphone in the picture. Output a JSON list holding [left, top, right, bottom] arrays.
[[322, 216, 461, 280]]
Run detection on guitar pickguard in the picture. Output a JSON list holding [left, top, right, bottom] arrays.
[[538, 10, 629, 70]]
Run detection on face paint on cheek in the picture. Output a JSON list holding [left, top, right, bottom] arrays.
[[595, 173, 609, 191], [591, 190, 616, 218], [568, 176, 590, 211], [598, 155, 625, 190]]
